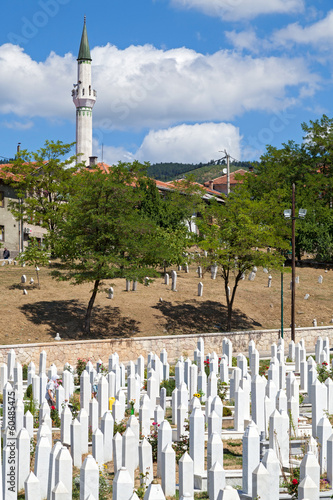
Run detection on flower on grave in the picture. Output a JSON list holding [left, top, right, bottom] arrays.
[[51, 405, 56, 410], [193, 393, 201, 399], [292, 479, 298, 485], [129, 399, 135, 406], [152, 421, 157, 426], [322, 362, 328, 366]]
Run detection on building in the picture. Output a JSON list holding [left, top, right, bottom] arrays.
[[204, 169, 248, 194]]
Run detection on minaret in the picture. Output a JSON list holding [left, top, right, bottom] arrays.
[[72, 17, 96, 165]]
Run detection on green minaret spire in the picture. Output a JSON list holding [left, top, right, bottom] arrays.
[[78, 16, 92, 61]]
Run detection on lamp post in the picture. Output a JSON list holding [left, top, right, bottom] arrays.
[[283, 183, 307, 343]]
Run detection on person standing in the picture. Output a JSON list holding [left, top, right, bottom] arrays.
[[3, 248, 10, 259], [46, 375, 60, 407]]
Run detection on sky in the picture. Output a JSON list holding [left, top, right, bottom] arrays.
[[0, 0, 333, 166]]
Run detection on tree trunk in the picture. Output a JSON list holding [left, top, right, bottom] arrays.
[[84, 279, 100, 335]]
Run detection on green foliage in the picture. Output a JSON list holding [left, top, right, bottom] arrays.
[[147, 425, 159, 462], [217, 380, 228, 402], [317, 362, 332, 383], [69, 393, 80, 420], [25, 384, 32, 399], [22, 364, 28, 380], [223, 406, 232, 417], [147, 160, 255, 183], [52, 162, 162, 334], [76, 358, 88, 379], [197, 192, 286, 330], [243, 115, 333, 262], [50, 406, 61, 427], [281, 467, 300, 499], [232, 356, 237, 367], [160, 378, 176, 397], [113, 419, 127, 435], [18, 238, 50, 288], [172, 419, 190, 462], [3, 140, 79, 253]]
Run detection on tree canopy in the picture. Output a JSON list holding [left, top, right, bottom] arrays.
[[242, 115, 333, 261], [196, 192, 288, 331], [52, 162, 192, 334]]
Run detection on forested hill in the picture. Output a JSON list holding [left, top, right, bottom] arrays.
[[147, 160, 257, 183]]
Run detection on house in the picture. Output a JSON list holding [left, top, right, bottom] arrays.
[[204, 169, 248, 194]]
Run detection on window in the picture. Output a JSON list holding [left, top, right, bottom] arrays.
[[0, 191, 3, 208], [0, 226, 4, 241]]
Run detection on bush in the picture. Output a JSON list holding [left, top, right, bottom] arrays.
[[160, 378, 176, 397], [223, 406, 232, 417], [22, 364, 28, 380], [25, 384, 32, 399]]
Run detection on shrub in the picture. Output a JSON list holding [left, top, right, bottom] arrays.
[[25, 384, 32, 399], [223, 406, 232, 417], [160, 378, 176, 397]]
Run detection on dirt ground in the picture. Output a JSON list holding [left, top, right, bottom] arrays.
[[0, 261, 332, 345]]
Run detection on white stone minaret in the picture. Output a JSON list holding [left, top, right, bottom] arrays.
[[72, 17, 96, 165]]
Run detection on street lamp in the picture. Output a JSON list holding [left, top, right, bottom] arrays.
[[283, 183, 307, 342]]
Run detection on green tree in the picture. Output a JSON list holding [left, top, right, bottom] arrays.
[[52, 163, 162, 335], [137, 175, 205, 271], [18, 238, 49, 288], [242, 116, 333, 261], [197, 193, 287, 331], [3, 140, 79, 254]]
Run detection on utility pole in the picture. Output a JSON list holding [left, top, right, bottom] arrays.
[[291, 183, 296, 342], [224, 149, 230, 195]]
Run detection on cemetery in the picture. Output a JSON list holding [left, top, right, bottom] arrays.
[[1, 333, 333, 499]]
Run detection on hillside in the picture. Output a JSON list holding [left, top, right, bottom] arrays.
[[147, 160, 257, 183]]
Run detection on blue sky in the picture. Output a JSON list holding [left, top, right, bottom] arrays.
[[1, 0, 333, 165]]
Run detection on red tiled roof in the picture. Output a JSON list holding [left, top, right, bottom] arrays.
[[204, 169, 248, 187]]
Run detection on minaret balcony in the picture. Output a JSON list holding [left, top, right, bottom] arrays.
[[73, 95, 96, 109]]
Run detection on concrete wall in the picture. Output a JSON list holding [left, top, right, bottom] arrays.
[[0, 325, 331, 369]]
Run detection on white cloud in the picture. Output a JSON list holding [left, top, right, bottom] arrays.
[[0, 42, 319, 131], [91, 138, 135, 165], [169, 0, 304, 21], [135, 122, 241, 163], [93, 122, 241, 165], [225, 29, 263, 53], [272, 10, 333, 47]]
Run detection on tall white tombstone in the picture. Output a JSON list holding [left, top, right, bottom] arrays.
[[80, 455, 99, 500], [71, 418, 82, 467], [261, 448, 280, 500], [55, 446, 72, 500], [78, 408, 89, 455], [139, 438, 153, 487], [208, 461, 226, 500], [17, 427, 30, 491], [252, 462, 270, 500], [179, 452, 194, 499], [189, 407, 205, 475], [157, 420, 172, 477], [34, 434, 51, 499], [47, 440, 63, 500], [161, 443, 175, 497], [251, 375, 265, 434], [242, 421, 260, 495], [24, 472, 41, 500], [113, 467, 133, 499]]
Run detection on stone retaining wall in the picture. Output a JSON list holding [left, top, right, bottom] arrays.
[[0, 325, 332, 368]]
